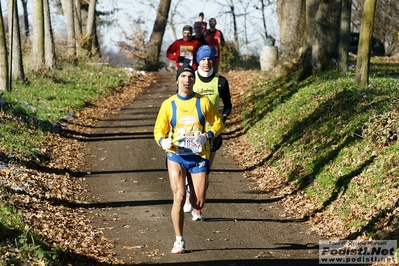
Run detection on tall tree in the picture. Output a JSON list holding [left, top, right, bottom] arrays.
[[20, 0, 29, 37], [277, 0, 305, 63], [74, 0, 82, 36], [90, 17, 101, 56], [261, 0, 268, 38], [355, 0, 377, 87], [228, 0, 239, 49], [61, 0, 76, 57], [310, 0, 341, 73], [373, 0, 399, 56], [44, 0, 56, 68], [8, 0, 25, 80], [85, 0, 97, 56], [32, 0, 45, 69], [85, 0, 96, 41], [0, 2, 9, 91], [352, 0, 399, 56], [338, 0, 352, 73], [278, 0, 341, 77], [145, 0, 171, 71], [74, 0, 83, 56]]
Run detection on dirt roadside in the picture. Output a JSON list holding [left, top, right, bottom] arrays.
[[82, 71, 325, 265]]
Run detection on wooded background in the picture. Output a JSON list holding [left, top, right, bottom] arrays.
[[0, 0, 398, 90]]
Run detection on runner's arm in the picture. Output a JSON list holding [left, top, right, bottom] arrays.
[[166, 41, 179, 62], [218, 76, 232, 120], [154, 101, 171, 146], [202, 98, 224, 138]]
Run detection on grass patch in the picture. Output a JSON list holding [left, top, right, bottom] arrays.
[[0, 203, 62, 265], [243, 59, 399, 239], [0, 60, 131, 265], [2, 56, 399, 263], [0, 61, 129, 160]]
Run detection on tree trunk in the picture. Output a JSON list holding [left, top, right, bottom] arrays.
[[338, 0, 352, 73], [61, 0, 76, 57], [278, 0, 341, 78], [310, 0, 341, 73], [91, 20, 101, 57], [80, 2, 88, 36], [229, 0, 239, 49], [74, 0, 82, 38], [44, 0, 56, 68], [355, 0, 377, 87], [145, 0, 171, 71], [8, 0, 25, 80], [85, 0, 96, 56], [261, 0, 268, 38], [20, 0, 29, 37], [277, 0, 305, 63], [0, 2, 9, 91], [74, 0, 83, 56], [32, 0, 45, 69]]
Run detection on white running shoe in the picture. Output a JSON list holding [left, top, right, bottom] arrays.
[[183, 201, 193, 213], [183, 191, 193, 213], [191, 209, 204, 221], [183, 184, 192, 213], [171, 239, 186, 254]]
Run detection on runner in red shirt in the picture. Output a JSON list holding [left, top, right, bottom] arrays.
[[166, 25, 201, 70], [204, 18, 225, 72]]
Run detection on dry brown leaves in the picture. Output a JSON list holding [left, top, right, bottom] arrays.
[[2, 68, 392, 264], [223, 69, 299, 198], [224, 71, 360, 240], [224, 67, 399, 259], [1, 71, 154, 265], [223, 70, 357, 241]]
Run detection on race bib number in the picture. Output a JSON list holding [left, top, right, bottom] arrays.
[[176, 133, 202, 155], [180, 45, 194, 66]]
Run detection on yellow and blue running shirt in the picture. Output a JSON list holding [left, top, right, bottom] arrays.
[[154, 92, 224, 160]]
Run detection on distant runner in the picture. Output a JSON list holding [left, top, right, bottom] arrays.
[[166, 25, 201, 70]]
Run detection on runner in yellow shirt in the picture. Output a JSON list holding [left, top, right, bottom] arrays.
[[154, 63, 224, 254]]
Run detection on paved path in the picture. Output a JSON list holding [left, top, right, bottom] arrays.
[[83, 72, 322, 265]]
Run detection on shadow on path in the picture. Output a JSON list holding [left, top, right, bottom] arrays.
[[82, 72, 323, 265]]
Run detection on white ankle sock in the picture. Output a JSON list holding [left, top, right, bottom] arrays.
[[176, 236, 184, 242]]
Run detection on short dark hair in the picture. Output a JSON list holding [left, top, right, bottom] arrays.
[[182, 25, 193, 34]]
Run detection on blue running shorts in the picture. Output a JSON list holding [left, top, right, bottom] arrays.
[[166, 152, 210, 174]]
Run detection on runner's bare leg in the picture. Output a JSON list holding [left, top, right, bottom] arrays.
[[167, 160, 186, 236]]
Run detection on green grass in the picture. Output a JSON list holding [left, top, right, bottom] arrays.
[[0, 61, 129, 159], [0, 204, 62, 265], [0, 61, 130, 265], [243, 59, 399, 240], [2, 57, 399, 264]]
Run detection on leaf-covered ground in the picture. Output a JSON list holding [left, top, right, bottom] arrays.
[[1, 71, 152, 264], [1, 69, 397, 265]]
